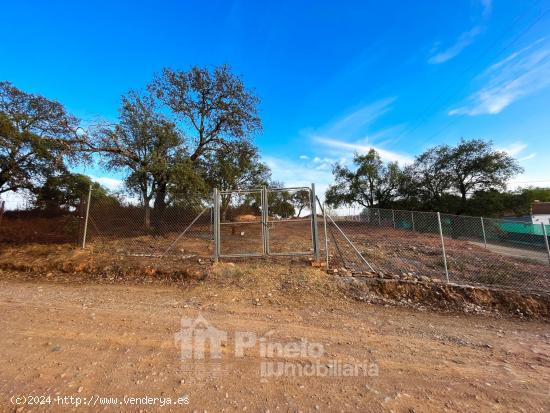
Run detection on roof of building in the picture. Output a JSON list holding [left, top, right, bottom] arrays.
[[532, 202, 550, 215]]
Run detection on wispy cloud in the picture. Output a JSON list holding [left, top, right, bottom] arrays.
[[449, 39, 550, 115], [314, 137, 414, 165], [303, 97, 413, 165], [90, 176, 124, 191], [428, 0, 491, 64], [323, 98, 395, 137], [518, 153, 537, 162], [500, 142, 527, 156], [429, 26, 483, 64], [263, 156, 335, 198], [480, 0, 492, 18], [497, 142, 536, 162]]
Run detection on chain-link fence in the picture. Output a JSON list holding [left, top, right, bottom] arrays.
[[85, 197, 213, 259], [0, 200, 85, 245], [326, 206, 550, 295]]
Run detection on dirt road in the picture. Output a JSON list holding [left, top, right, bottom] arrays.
[[1, 274, 549, 412]]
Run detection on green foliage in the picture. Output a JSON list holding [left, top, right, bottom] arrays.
[[326, 139, 527, 217], [0, 81, 83, 194], [34, 173, 116, 212], [325, 149, 403, 208], [149, 65, 262, 161]]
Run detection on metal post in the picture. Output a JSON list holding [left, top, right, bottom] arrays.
[[411, 211, 415, 232], [311, 184, 320, 261], [323, 202, 329, 270], [541, 223, 550, 266], [437, 212, 450, 283], [392, 209, 396, 229], [213, 188, 220, 262], [377, 208, 381, 226], [481, 217, 487, 248], [262, 187, 269, 255], [81, 184, 92, 249]]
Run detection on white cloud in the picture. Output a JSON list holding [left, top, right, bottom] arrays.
[[480, 0, 492, 18], [450, 39, 550, 115], [428, 26, 483, 64], [518, 153, 537, 162], [299, 155, 309, 160], [314, 137, 414, 165], [263, 156, 334, 201], [428, 0, 491, 64], [90, 176, 124, 191], [499, 142, 527, 156], [298, 97, 413, 169], [323, 98, 396, 138]]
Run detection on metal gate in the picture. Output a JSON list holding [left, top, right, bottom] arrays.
[[213, 185, 320, 260]]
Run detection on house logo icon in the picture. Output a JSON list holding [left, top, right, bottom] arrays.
[[174, 314, 228, 360]]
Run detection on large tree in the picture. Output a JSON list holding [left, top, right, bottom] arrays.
[[34, 173, 114, 213], [0, 81, 82, 195], [325, 149, 403, 208], [149, 65, 262, 163], [94, 91, 187, 228], [443, 139, 523, 212], [200, 141, 270, 220]]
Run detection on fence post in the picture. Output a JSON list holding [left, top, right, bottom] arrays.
[[323, 203, 329, 270], [81, 184, 92, 249], [0, 200, 5, 228], [262, 186, 269, 255], [377, 208, 381, 226], [311, 183, 320, 261], [437, 212, 450, 283], [411, 211, 415, 232], [481, 217, 487, 248], [213, 188, 220, 262], [392, 209, 396, 229], [541, 223, 550, 266]]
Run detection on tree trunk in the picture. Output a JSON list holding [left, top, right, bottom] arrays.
[[144, 203, 151, 229], [153, 181, 168, 232]]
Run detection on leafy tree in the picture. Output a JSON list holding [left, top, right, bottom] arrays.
[[0, 81, 82, 195], [94, 91, 188, 228], [34, 173, 113, 213], [442, 139, 523, 213], [149, 65, 262, 163], [291, 190, 311, 217], [200, 141, 270, 220], [403, 145, 453, 209], [325, 149, 403, 208]]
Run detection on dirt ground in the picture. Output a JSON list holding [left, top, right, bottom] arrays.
[[1, 260, 549, 412]]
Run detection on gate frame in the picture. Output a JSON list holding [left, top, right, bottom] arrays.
[[213, 184, 320, 260]]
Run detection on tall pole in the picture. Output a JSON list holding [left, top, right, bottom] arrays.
[[481, 217, 487, 248], [437, 212, 450, 283], [311, 183, 320, 261], [541, 223, 550, 266], [213, 188, 220, 262], [323, 202, 329, 270], [81, 184, 92, 249]]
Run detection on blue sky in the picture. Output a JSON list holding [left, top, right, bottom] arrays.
[[2, 0, 550, 197]]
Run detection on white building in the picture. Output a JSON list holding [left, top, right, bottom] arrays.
[[531, 202, 550, 225]]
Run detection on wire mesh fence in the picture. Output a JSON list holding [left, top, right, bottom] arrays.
[[326, 206, 550, 295], [2, 186, 550, 296], [85, 197, 213, 259], [0, 200, 85, 245]]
